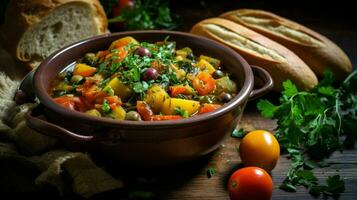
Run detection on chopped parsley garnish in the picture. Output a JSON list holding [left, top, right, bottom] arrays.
[[174, 107, 189, 118], [207, 167, 217, 178], [102, 99, 111, 114], [231, 128, 245, 139]]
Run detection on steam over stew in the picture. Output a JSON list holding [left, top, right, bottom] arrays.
[[50, 36, 238, 121]]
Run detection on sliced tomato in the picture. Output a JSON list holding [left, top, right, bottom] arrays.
[[53, 96, 86, 112], [136, 101, 154, 121], [198, 103, 221, 114], [152, 115, 183, 121], [192, 72, 216, 95]]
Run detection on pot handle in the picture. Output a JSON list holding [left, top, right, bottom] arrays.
[[26, 106, 94, 142], [249, 65, 274, 101]]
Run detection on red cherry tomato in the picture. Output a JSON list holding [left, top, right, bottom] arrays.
[[228, 167, 273, 200], [111, 0, 134, 29]]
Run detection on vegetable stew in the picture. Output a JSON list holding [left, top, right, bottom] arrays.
[[50, 36, 238, 121]]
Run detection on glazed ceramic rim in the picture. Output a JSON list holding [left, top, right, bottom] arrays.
[[34, 31, 254, 128]]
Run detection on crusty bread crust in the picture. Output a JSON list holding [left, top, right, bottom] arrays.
[[0, 0, 107, 69], [190, 18, 318, 91], [221, 9, 352, 80]]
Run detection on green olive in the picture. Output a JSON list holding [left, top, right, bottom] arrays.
[[83, 53, 97, 65], [219, 92, 233, 102], [70, 75, 83, 83], [212, 70, 225, 79], [125, 111, 142, 121]]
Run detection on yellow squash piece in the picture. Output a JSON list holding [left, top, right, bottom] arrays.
[[176, 47, 193, 58], [73, 63, 97, 77], [110, 106, 126, 120], [85, 109, 101, 117], [162, 98, 200, 115], [199, 55, 221, 68], [196, 59, 216, 75], [145, 85, 170, 113], [106, 77, 132, 100]]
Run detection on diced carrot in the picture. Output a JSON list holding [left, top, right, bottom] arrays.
[[169, 85, 187, 97], [136, 101, 154, 121], [104, 96, 122, 105], [169, 85, 194, 97], [198, 103, 221, 114], [152, 115, 183, 121]]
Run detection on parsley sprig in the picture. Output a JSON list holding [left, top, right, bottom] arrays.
[[257, 70, 357, 198]]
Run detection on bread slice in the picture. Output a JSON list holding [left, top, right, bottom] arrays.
[[221, 9, 352, 80], [0, 0, 108, 69], [190, 18, 318, 91]]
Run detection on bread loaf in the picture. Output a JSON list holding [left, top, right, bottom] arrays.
[[221, 9, 352, 80], [0, 0, 108, 69], [190, 18, 318, 91]]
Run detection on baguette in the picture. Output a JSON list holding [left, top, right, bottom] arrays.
[[0, 0, 108, 69], [190, 18, 318, 91], [221, 9, 352, 80]]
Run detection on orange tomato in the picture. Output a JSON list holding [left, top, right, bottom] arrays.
[[228, 167, 273, 200], [239, 130, 280, 172], [192, 72, 216, 95]]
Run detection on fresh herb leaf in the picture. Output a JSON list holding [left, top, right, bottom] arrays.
[[102, 99, 111, 114], [231, 128, 245, 138], [103, 85, 114, 96], [133, 81, 149, 93], [207, 167, 217, 178], [257, 100, 278, 118], [282, 80, 299, 98], [325, 175, 345, 195], [174, 107, 189, 118]]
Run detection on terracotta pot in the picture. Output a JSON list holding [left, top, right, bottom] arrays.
[[26, 31, 273, 166]]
